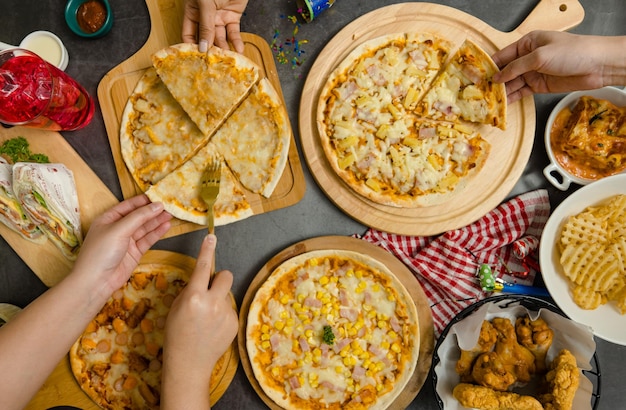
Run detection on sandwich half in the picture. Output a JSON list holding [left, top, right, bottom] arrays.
[[12, 162, 82, 260]]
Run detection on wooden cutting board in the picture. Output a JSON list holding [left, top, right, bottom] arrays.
[[299, 0, 585, 236], [98, 0, 305, 239], [238, 236, 435, 409], [25, 250, 239, 409], [0, 126, 119, 287]]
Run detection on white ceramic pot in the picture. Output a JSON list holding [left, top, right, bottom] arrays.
[[543, 86, 626, 190]]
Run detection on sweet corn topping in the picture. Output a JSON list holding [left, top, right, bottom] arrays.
[[251, 253, 417, 408]]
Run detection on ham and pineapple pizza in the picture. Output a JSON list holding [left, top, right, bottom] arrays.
[[70, 263, 232, 409], [417, 39, 507, 129], [318, 34, 505, 208], [246, 250, 420, 410], [120, 44, 291, 227]]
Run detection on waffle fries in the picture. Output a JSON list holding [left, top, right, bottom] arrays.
[[559, 194, 626, 313]]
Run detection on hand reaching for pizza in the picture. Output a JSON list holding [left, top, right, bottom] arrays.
[[161, 234, 239, 408], [492, 30, 626, 104], [182, 0, 249, 54], [72, 194, 172, 296]]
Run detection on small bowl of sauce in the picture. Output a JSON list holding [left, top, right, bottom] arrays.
[[64, 0, 113, 38], [544, 86, 626, 190]]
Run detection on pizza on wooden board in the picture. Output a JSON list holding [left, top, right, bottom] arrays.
[[318, 34, 506, 208], [69, 263, 232, 409], [120, 43, 291, 226], [246, 250, 420, 410]]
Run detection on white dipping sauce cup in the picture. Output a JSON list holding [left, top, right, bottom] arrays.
[[19, 31, 69, 71]]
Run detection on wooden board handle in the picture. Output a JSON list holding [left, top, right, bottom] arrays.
[[506, 0, 584, 42]]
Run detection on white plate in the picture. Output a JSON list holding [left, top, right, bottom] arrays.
[[539, 173, 626, 345]]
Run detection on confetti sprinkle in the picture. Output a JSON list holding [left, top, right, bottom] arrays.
[[271, 12, 309, 76]]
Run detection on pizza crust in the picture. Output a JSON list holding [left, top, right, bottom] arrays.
[[246, 249, 420, 410]]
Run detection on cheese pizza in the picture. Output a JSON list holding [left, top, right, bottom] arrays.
[[246, 250, 420, 410], [152, 43, 260, 138], [120, 68, 210, 191], [70, 263, 233, 409], [318, 34, 505, 207], [120, 44, 291, 227], [145, 142, 253, 226]]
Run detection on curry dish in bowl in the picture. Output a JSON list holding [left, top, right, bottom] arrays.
[[544, 86, 626, 190]]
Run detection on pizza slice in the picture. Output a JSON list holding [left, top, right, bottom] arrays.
[[120, 68, 210, 191], [210, 78, 291, 198], [417, 39, 507, 130], [145, 142, 253, 226], [152, 43, 260, 137]]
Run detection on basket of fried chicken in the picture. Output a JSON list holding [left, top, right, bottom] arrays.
[[433, 295, 599, 410]]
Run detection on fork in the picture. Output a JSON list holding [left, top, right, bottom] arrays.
[[200, 157, 222, 234]]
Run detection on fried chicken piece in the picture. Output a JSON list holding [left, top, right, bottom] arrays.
[[456, 320, 498, 381], [515, 315, 554, 373], [491, 317, 536, 383], [538, 349, 580, 410], [471, 352, 517, 391], [453, 383, 544, 410]]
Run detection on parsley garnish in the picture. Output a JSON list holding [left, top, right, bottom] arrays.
[[0, 136, 49, 164], [322, 325, 335, 345]]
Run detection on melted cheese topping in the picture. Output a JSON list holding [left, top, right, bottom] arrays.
[[211, 79, 290, 197], [145, 142, 251, 226], [321, 35, 490, 205], [419, 40, 504, 128], [122, 68, 209, 191], [153, 46, 258, 137], [249, 254, 417, 409], [550, 95, 626, 180]]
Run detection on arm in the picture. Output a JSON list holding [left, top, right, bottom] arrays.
[[181, 0, 249, 53], [160, 234, 238, 410], [492, 30, 626, 103], [0, 195, 171, 410]]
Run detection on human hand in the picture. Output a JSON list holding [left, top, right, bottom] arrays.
[[161, 234, 238, 406], [182, 0, 249, 53], [492, 30, 608, 103], [72, 195, 172, 295]]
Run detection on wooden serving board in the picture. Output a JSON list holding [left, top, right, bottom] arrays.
[[25, 250, 239, 409], [299, 0, 584, 236], [0, 126, 119, 287], [98, 0, 305, 239], [237, 236, 435, 409]]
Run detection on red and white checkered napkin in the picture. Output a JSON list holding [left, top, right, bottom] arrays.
[[355, 189, 550, 337]]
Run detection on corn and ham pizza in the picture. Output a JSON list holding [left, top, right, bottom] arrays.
[[246, 250, 420, 410], [120, 44, 291, 226], [69, 263, 231, 409], [318, 34, 506, 208]]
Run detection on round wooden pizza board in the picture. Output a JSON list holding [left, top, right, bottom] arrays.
[[24, 250, 238, 409], [299, 0, 584, 236], [237, 236, 435, 410]]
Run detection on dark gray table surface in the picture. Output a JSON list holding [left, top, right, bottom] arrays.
[[2, 1, 626, 409]]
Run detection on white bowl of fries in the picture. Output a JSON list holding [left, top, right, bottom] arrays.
[[539, 173, 626, 345]]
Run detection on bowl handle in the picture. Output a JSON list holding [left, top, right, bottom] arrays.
[[543, 163, 572, 191]]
